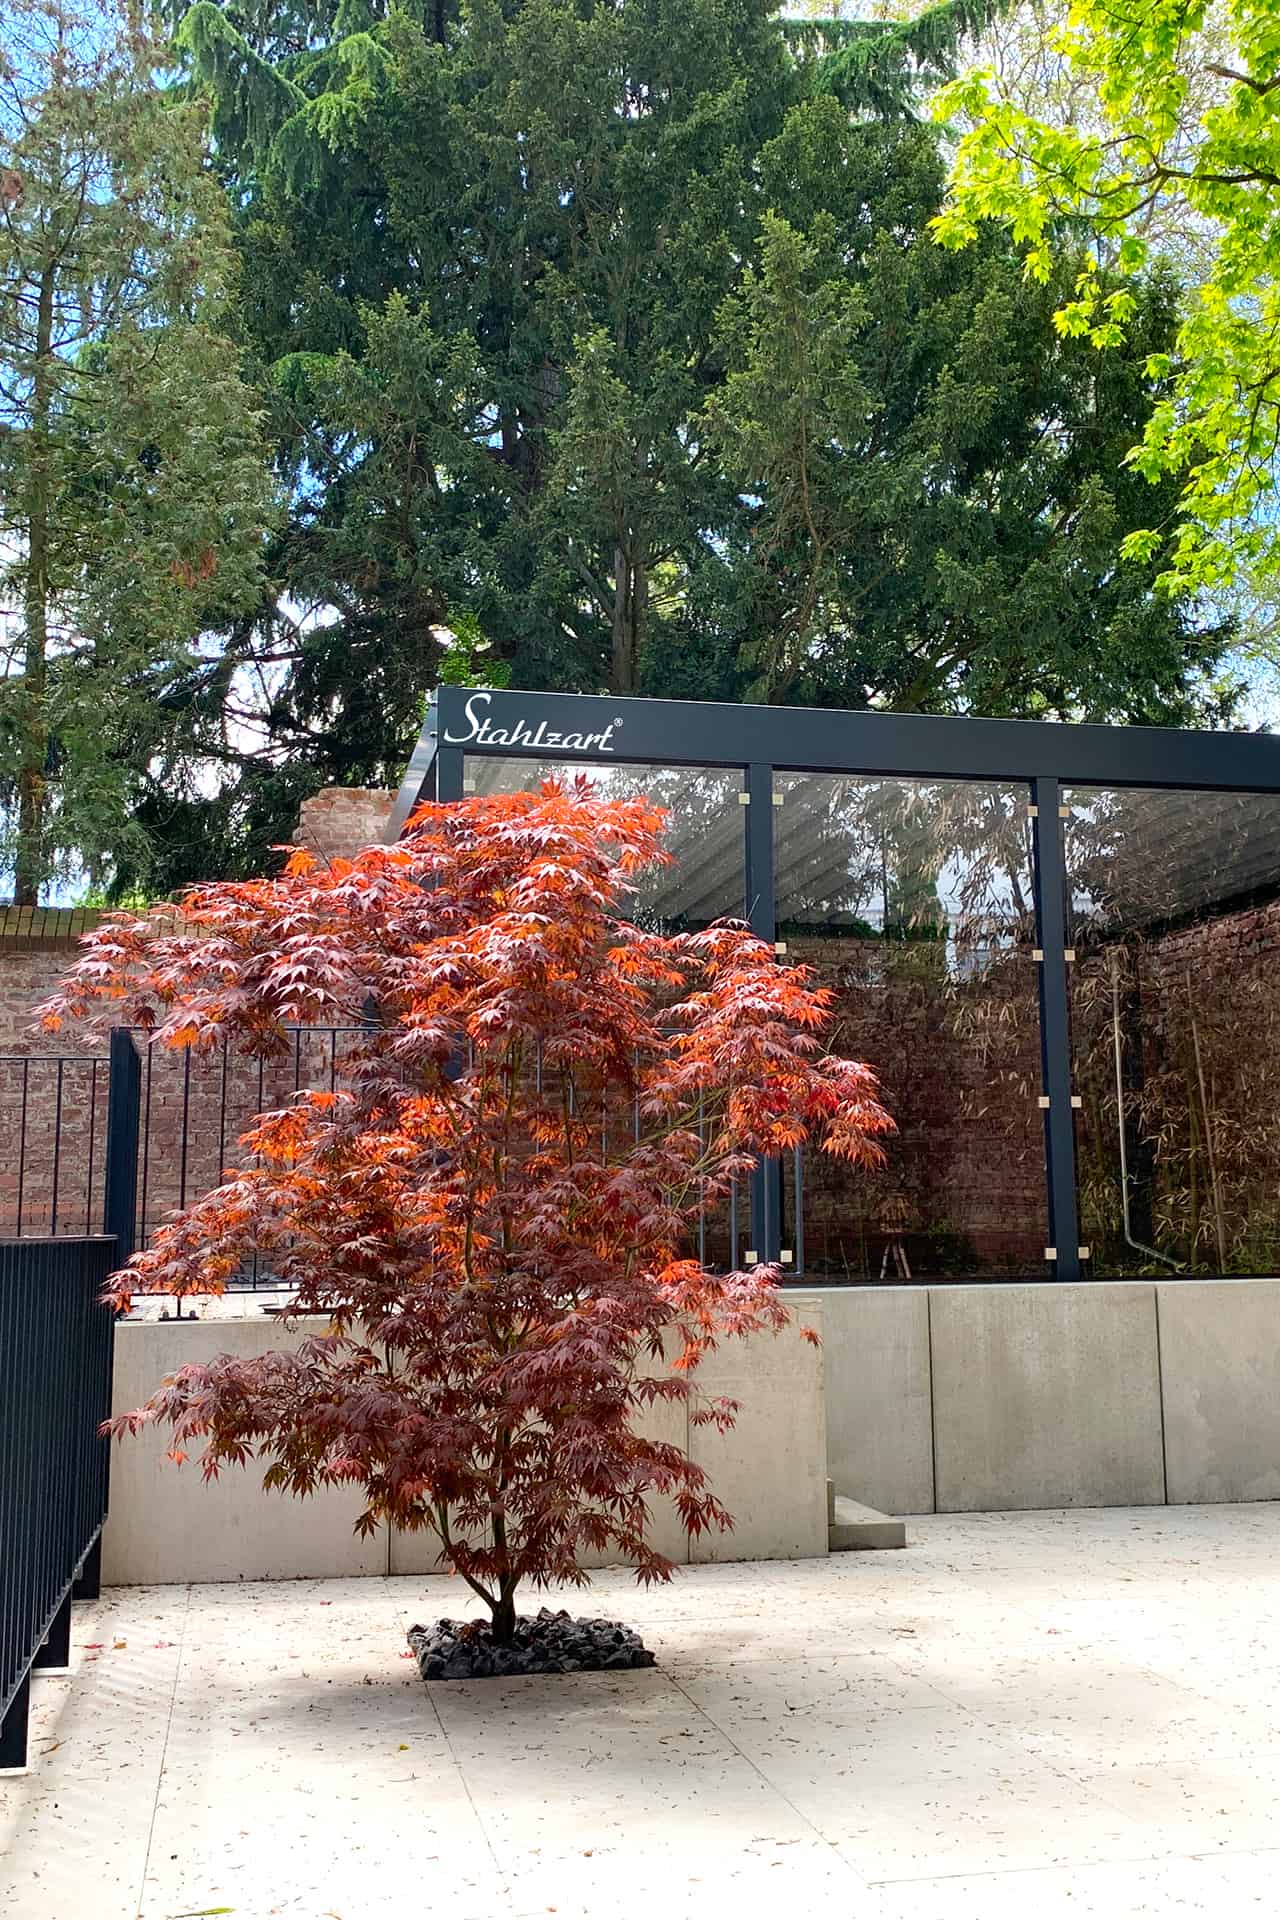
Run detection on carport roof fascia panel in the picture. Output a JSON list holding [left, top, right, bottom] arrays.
[[391, 687, 1280, 837]]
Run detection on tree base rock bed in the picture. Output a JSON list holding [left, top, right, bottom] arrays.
[[407, 1608, 657, 1680]]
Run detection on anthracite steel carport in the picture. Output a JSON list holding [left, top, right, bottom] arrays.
[[393, 687, 1280, 1287]]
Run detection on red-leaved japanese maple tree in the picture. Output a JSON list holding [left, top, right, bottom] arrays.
[[42, 781, 891, 1640]]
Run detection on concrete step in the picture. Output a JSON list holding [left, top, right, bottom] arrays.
[[829, 1495, 907, 1553]]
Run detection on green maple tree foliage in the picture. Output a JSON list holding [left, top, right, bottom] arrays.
[[43, 782, 892, 1638], [934, 0, 1280, 605], [114, 0, 1235, 893]]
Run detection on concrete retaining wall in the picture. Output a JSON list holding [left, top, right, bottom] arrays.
[[103, 1306, 827, 1585], [802, 1279, 1280, 1514], [102, 1278, 1280, 1585], [1157, 1281, 1280, 1504]]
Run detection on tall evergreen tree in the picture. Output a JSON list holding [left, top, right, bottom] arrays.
[[0, 0, 276, 903], [701, 104, 1230, 717], [119, 0, 1234, 888]]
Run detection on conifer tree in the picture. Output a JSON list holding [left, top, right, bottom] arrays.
[[0, 0, 275, 902], [113, 2, 1238, 885]]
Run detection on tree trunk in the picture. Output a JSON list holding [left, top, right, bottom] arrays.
[[489, 1503, 517, 1644], [15, 262, 56, 908], [489, 1592, 517, 1645], [632, 554, 647, 686], [610, 542, 644, 695]]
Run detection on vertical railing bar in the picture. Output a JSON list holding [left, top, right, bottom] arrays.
[[50, 1059, 64, 1235], [104, 1029, 142, 1260], [139, 1042, 153, 1248], [85, 1059, 99, 1238], [16, 1058, 28, 1237], [178, 1046, 192, 1212]]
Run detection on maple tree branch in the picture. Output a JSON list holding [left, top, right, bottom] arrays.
[[1203, 63, 1280, 96]]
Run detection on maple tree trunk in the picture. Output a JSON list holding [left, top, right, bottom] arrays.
[[490, 1505, 517, 1644], [490, 1592, 517, 1645], [51, 778, 893, 1640]]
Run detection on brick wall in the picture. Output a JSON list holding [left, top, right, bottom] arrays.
[[295, 787, 395, 864], [0, 789, 396, 1241], [0, 921, 112, 1235], [786, 933, 1047, 1280], [1071, 895, 1280, 1273], [0, 935, 96, 1048]]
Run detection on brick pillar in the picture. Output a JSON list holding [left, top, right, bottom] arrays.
[[294, 788, 396, 864]]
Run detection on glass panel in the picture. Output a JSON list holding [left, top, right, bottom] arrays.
[[463, 753, 749, 1266], [1067, 785, 1280, 1277], [464, 756, 745, 932], [775, 772, 1045, 1282]]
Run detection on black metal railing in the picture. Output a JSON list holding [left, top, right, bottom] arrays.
[[0, 1029, 140, 1771], [127, 1026, 367, 1289], [0, 1027, 365, 1287], [0, 1024, 762, 1287], [0, 1054, 109, 1239]]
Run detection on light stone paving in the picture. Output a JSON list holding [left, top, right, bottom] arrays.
[[4, 1505, 1280, 1919]]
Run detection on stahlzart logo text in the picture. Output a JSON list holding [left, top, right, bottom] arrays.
[[442, 691, 622, 755]]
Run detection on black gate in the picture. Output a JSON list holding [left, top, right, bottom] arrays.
[[0, 1030, 140, 1769]]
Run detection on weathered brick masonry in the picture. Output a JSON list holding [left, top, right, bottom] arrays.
[[786, 933, 1047, 1279], [0, 915, 115, 1236], [0, 791, 395, 1240], [292, 787, 396, 864]]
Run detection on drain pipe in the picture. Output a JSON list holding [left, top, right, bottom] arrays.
[[1110, 950, 1184, 1272]]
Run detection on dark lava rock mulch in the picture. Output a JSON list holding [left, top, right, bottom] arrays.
[[407, 1607, 656, 1681]]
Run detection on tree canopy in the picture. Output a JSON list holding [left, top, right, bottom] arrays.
[[1, 0, 1253, 897], [934, 0, 1280, 603], [0, 0, 276, 903]]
